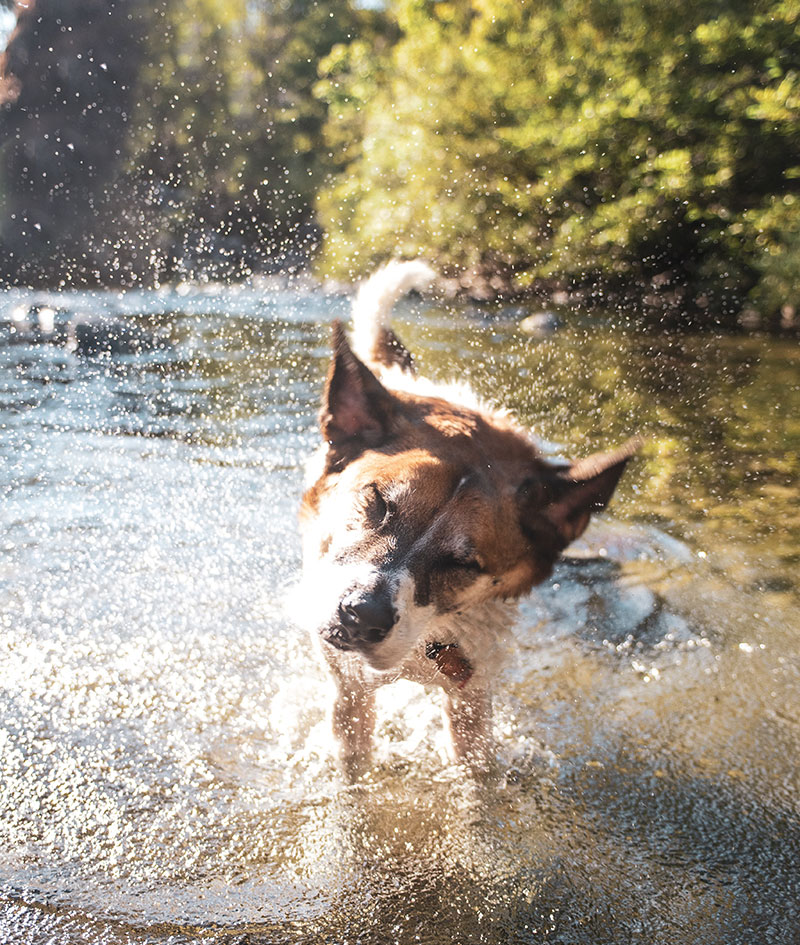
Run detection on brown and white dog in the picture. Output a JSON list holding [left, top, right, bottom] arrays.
[[298, 261, 638, 777]]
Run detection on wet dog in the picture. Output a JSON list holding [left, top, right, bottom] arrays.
[[299, 262, 637, 776]]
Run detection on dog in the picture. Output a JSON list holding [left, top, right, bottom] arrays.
[[298, 261, 638, 777]]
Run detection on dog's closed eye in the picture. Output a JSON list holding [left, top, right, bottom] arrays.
[[363, 484, 394, 528], [434, 553, 485, 574]]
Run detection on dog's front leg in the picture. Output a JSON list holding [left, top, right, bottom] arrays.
[[321, 648, 376, 778], [442, 687, 494, 771], [332, 676, 376, 780]]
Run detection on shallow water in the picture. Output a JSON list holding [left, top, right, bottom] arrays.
[[0, 283, 798, 944]]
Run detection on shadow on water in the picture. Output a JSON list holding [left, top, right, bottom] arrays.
[[0, 284, 798, 944]]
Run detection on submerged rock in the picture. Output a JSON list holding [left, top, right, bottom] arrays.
[[4, 302, 68, 344], [1, 303, 167, 357], [519, 311, 560, 336], [67, 320, 163, 357]]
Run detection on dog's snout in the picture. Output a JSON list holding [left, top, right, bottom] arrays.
[[338, 589, 397, 645]]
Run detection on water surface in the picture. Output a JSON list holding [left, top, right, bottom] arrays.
[[0, 283, 798, 943]]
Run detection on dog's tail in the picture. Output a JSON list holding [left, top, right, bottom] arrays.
[[351, 259, 435, 372]]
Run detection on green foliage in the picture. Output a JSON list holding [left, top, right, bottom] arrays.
[[1, 0, 796, 313], [128, 0, 378, 277], [317, 0, 800, 321]]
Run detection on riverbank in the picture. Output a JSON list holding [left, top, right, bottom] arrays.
[[3, 261, 798, 336]]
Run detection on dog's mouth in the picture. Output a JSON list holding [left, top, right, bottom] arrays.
[[321, 624, 474, 685], [321, 623, 393, 654], [320, 620, 410, 673], [320, 625, 358, 652]]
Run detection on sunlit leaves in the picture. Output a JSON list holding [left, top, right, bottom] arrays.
[[317, 0, 800, 322]]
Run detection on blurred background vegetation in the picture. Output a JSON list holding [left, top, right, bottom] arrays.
[[0, 0, 797, 328]]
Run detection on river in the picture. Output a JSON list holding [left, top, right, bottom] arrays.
[[0, 281, 798, 943]]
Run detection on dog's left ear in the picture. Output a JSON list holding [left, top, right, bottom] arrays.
[[519, 437, 641, 551], [319, 320, 396, 452]]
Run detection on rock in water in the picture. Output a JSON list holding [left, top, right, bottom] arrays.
[[519, 311, 560, 336]]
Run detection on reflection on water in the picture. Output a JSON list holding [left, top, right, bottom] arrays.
[[0, 283, 798, 943]]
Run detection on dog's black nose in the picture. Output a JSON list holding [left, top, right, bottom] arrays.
[[338, 589, 396, 645]]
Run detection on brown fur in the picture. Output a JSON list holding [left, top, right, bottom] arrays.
[[300, 315, 638, 776]]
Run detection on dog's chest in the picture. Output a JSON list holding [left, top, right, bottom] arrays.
[[381, 598, 517, 693]]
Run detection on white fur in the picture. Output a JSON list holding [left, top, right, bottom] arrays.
[[350, 259, 435, 366], [350, 261, 507, 417], [290, 557, 380, 639], [294, 553, 511, 685], [302, 261, 519, 773]]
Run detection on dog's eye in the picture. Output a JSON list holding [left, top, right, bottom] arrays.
[[364, 485, 392, 526], [436, 553, 484, 574]]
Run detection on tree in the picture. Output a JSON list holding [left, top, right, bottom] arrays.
[[127, 0, 383, 280], [317, 0, 800, 324], [0, 0, 382, 285], [0, 0, 146, 285]]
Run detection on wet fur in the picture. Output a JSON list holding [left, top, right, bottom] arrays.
[[298, 261, 638, 776]]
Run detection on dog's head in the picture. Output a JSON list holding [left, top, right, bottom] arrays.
[[299, 323, 637, 672]]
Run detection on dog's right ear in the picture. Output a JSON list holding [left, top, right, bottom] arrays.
[[319, 321, 396, 457], [517, 437, 640, 570]]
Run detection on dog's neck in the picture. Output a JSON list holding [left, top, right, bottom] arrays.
[[425, 641, 474, 687]]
